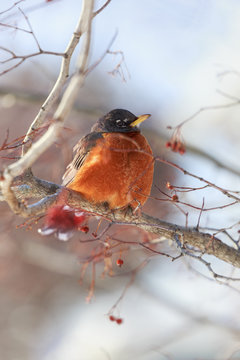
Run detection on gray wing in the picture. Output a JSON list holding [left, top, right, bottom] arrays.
[[62, 132, 103, 186]]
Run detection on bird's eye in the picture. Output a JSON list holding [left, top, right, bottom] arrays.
[[116, 119, 126, 127]]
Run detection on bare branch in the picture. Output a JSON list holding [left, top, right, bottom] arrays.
[[156, 157, 240, 202], [84, 31, 118, 76], [18, 7, 41, 50], [167, 98, 240, 131], [0, 22, 31, 34], [0, 0, 25, 16], [107, 49, 130, 82], [93, 0, 112, 17], [21, 0, 111, 155], [0, 49, 64, 77], [21, 0, 93, 155], [1, 174, 240, 269], [0, 0, 94, 215]]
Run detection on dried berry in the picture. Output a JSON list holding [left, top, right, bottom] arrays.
[[166, 182, 174, 190]]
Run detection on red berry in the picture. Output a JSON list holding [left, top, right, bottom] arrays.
[[165, 141, 172, 148], [178, 145, 186, 155], [109, 315, 116, 322], [116, 259, 124, 267], [116, 318, 123, 325], [172, 194, 178, 201], [80, 226, 89, 233], [166, 182, 173, 190]]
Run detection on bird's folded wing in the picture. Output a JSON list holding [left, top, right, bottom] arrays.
[[62, 132, 103, 186]]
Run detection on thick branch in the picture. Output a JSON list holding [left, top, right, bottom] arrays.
[[70, 194, 240, 268], [3, 178, 240, 269]]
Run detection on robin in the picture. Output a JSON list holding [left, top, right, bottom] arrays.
[[62, 109, 154, 210]]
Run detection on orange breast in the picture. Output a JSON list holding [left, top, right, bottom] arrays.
[[67, 132, 154, 209]]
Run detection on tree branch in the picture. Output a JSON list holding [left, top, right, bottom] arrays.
[[2, 176, 240, 270], [0, 0, 94, 215], [21, 0, 94, 155]]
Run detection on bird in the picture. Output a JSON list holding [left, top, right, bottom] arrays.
[[62, 109, 154, 210]]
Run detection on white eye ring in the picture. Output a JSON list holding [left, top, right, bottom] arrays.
[[116, 119, 126, 127]]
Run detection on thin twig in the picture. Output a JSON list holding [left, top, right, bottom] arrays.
[[93, 0, 112, 17], [0, 0, 24, 16]]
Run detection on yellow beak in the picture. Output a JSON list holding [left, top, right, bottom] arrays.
[[130, 114, 151, 127]]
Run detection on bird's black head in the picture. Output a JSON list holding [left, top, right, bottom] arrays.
[[91, 109, 151, 133]]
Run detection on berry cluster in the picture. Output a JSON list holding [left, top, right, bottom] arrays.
[[165, 140, 186, 155], [166, 182, 179, 201], [109, 315, 123, 325]]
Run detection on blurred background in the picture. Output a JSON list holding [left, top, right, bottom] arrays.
[[1, 1, 240, 359]]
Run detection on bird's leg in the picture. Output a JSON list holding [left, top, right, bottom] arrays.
[[101, 201, 117, 221], [102, 201, 110, 212], [122, 204, 134, 218]]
